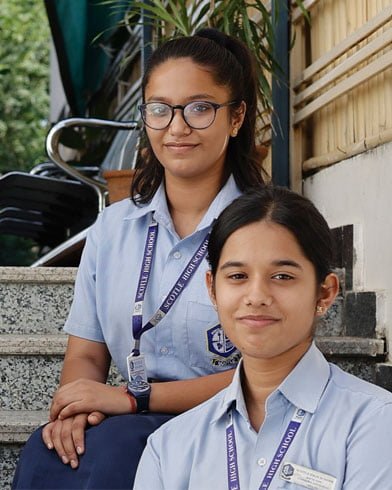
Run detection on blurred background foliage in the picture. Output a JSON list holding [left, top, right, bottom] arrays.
[[0, 236, 37, 266], [0, 0, 49, 264], [0, 0, 50, 174]]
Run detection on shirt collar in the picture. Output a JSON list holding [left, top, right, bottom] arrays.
[[212, 343, 331, 424], [196, 175, 241, 230], [123, 181, 168, 222], [211, 358, 246, 424], [123, 175, 241, 233], [277, 342, 330, 413]]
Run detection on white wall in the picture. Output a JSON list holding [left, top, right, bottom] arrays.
[[303, 141, 392, 355]]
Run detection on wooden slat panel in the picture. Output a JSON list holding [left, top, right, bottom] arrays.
[[303, 127, 392, 171], [294, 50, 392, 124], [294, 29, 392, 106], [293, 5, 392, 87], [290, 0, 392, 173]]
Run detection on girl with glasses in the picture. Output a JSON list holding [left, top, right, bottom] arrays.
[[13, 28, 264, 489], [134, 186, 392, 490]]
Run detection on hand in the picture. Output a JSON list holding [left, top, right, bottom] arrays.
[[41, 412, 105, 469], [50, 379, 132, 421]]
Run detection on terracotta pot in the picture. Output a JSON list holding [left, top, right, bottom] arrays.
[[103, 146, 269, 204], [103, 169, 135, 204], [256, 144, 269, 162]]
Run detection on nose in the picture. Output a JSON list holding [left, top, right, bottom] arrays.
[[168, 108, 192, 135], [244, 279, 273, 307]]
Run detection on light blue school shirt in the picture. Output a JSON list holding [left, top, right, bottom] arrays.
[[134, 343, 392, 490], [64, 176, 241, 381]]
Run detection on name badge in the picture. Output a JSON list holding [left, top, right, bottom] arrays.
[[280, 462, 336, 490], [127, 353, 148, 383]]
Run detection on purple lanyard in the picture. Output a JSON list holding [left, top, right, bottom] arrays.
[[226, 407, 306, 490], [131, 217, 211, 355]]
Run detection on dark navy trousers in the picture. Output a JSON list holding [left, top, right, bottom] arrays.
[[12, 413, 174, 489]]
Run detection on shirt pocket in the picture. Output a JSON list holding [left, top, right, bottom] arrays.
[[185, 301, 241, 372]]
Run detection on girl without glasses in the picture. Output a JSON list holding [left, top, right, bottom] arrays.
[[13, 28, 264, 489], [134, 185, 392, 490]]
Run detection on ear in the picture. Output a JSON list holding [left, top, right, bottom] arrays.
[[206, 270, 216, 307], [315, 273, 339, 316], [230, 101, 246, 135]]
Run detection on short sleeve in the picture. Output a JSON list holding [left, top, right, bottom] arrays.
[[63, 214, 105, 342], [134, 434, 164, 490], [343, 402, 392, 488]]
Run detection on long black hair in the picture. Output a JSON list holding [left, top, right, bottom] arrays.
[[208, 185, 335, 284], [131, 28, 264, 204]]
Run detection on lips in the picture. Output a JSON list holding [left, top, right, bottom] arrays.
[[164, 142, 198, 151], [237, 314, 280, 328]]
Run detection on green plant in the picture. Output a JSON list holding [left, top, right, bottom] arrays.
[[0, 235, 38, 266], [0, 0, 49, 173]]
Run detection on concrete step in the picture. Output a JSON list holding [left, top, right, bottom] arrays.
[[0, 410, 48, 490], [0, 334, 66, 410], [0, 332, 385, 410], [0, 333, 125, 410], [316, 335, 385, 357], [316, 335, 387, 384], [0, 410, 48, 444], [0, 267, 76, 334]]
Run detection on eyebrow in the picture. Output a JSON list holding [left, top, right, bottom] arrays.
[[272, 259, 303, 270], [219, 261, 245, 271], [145, 94, 216, 103], [219, 259, 303, 271]]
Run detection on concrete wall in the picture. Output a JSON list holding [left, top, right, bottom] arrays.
[[303, 141, 392, 357]]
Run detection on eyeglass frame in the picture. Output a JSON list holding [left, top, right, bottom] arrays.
[[138, 100, 240, 130]]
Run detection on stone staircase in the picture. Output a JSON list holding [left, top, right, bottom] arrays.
[[0, 267, 74, 488], [0, 263, 391, 489]]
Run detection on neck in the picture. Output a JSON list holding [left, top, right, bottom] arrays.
[[242, 341, 311, 431], [165, 171, 225, 238]]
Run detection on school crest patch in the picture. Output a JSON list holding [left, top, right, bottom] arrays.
[[206, 324, 240, 367]]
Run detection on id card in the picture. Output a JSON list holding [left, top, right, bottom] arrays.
[[127, 353, 148, 383], [280, 462, 336, 490]]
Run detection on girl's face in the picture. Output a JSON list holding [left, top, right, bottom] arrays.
[[207, 220, 338, 362], [144, 57, 245, 183]]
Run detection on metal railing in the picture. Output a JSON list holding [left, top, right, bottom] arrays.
[[46, 118, 138, 212]]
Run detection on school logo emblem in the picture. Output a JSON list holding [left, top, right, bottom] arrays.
[[282, 464, 295, 478], [206, 324, 237, 358]]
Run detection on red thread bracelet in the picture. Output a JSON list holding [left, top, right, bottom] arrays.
[[122, 385, 137, 413]]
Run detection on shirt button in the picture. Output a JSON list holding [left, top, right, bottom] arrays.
[[160, 346, 169, 355], [257, 458, 267, 467], [173, 251, 181, 259]]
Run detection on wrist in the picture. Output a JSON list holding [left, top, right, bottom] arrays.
[[121, 385, 137, 413], [126, 380, 151, 413]]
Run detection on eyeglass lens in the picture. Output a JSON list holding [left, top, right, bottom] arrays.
[[142, 102, 217, 129]]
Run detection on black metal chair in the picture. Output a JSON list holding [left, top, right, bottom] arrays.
[[0, 113, 140, 265], [0, 24, 142, 265], [0, 171, 98, 246], [32, 116, 140, 265]]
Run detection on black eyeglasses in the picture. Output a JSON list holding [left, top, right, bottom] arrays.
[[138, 100, 239, 130]]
